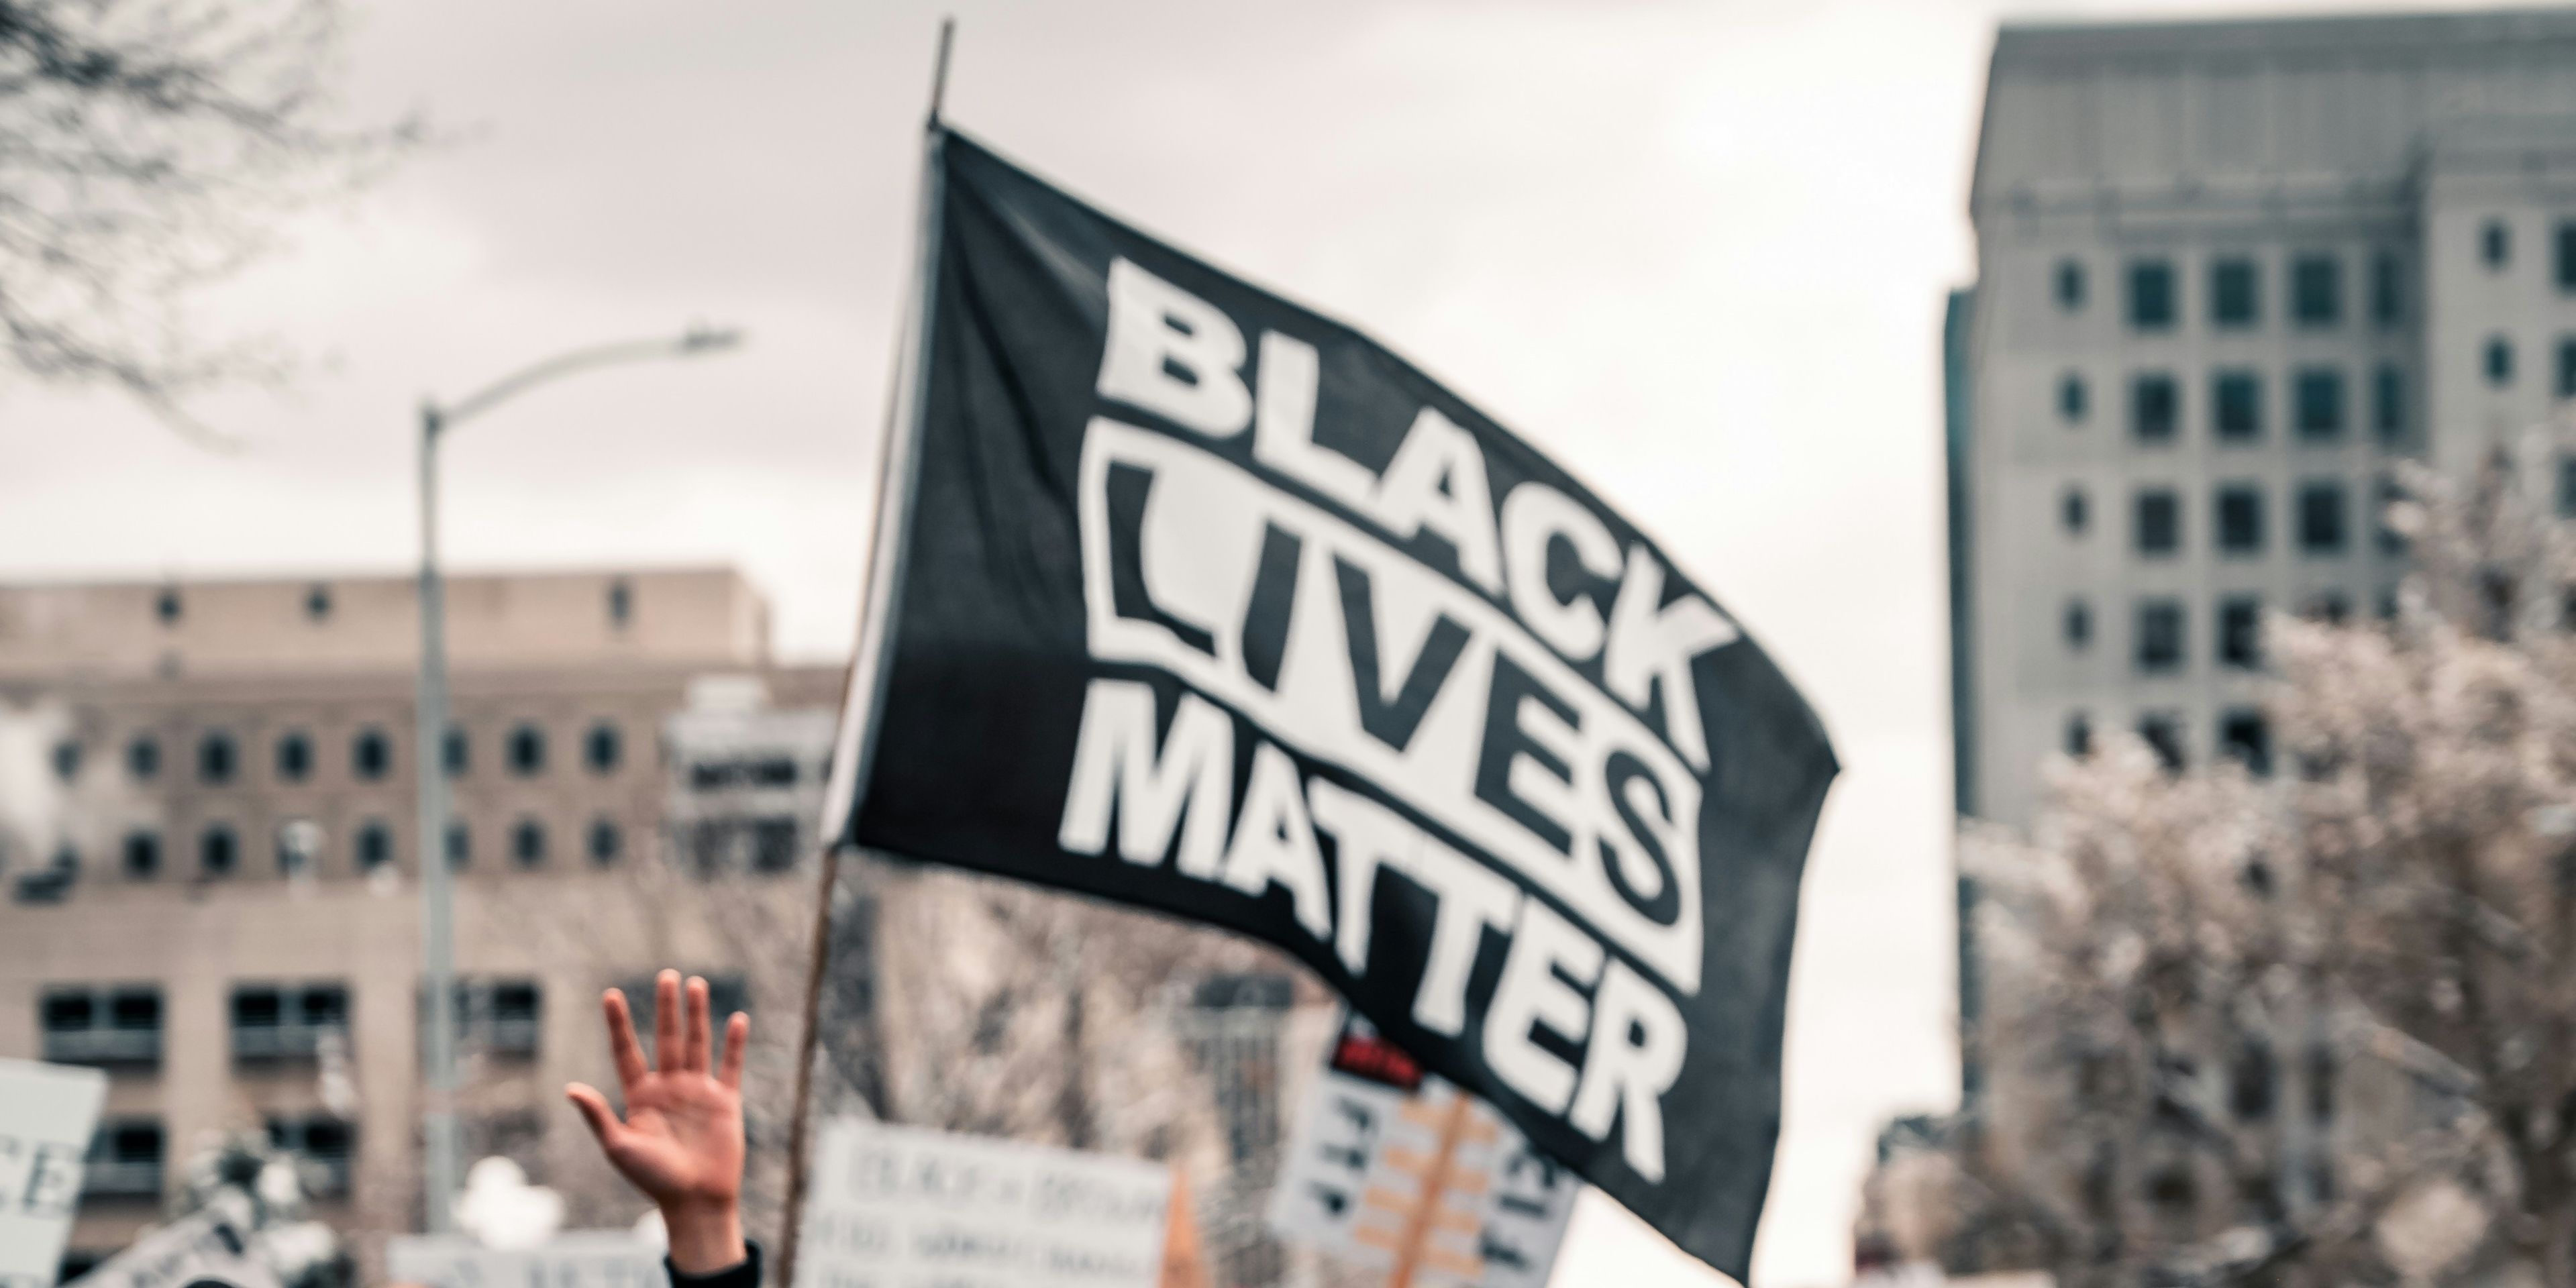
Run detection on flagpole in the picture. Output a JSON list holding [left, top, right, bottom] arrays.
[[776, 20, 954, 1288]]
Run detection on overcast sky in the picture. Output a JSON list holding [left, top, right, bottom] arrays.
[[0, 0, 2540, 1283]]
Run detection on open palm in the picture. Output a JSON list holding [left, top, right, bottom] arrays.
[[567, 971, 748, 1214]]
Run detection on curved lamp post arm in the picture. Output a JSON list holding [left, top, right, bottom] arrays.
[[434, 325, 743, 430]]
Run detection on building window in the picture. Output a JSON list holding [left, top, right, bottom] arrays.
[[607, 580, 634, 629], [2055, 259, 2086, 311], [123, 830, 160, 880], [507, 724, 546, 777], [84, 1120, 164, 1199], [2210, 257, 2259, 327], [2139, 712, 2186, 770], [2375, 365, 2406, 444], [2216, 483, 2265, 555], [433, 979, 545, 1061], [2065, 712, 2093, 758], [2377, 476, 2409, 555], [587, 819, 623, 867], [2062, 486, 2090, 535], [49, 739, 79, 782], [2134, 489, 2180, 556], [2212, 370, 2261, 443], [584, 723, 622, 774], [275, 732, 312, 783], [201, 825, 238, 878], [2291, 254, 2340, 327], [42, 987, 164, 1067], [2305, 590, 2353, 625], [2128, 259, 2175, 330], [444, 726, 468, 777], [2063, 600, 2092, 650], [352, 728, 391, 781], [2300, 481, 2349, 555], [231, 983, 349, 1063], [2136, 600, 2185, 673], [2483, 219, 2511, 269], [511, 818, 548, 869], [2372, 250, 2404, 325], [266, 1117, 353, 1197], [446, 822, 471, 871], [2294, 368, 2344, 441], [198, 732, 236, 785], [303, 584, 333, 622], [126, 736, 160, 781], [2220, 709, 2272, 776], [2559, 338, 2576, 399], [355, 822, 393, 875], [275, 820, 322, 878], [154, 589, 183, 626], [2487, 335, 2516, 387], [2230, 1037, 2278, 1119], [2220, 596, 2263, 669], [2131, 373, 2178, 443], [2059, 373, 2088, 424]]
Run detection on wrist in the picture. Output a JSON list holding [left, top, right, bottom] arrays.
[[660, 1197, 745, 1276]]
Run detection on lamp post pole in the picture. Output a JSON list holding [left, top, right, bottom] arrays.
[[415, 326, 741, 1233]]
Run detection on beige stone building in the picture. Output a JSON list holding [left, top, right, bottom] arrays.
[[0, 568, 839, 1279]]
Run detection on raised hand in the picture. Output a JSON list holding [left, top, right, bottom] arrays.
[[566, 970, 750, 1274]]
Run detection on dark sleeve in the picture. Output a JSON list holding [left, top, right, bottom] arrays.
[[666, 1240, 761, 1288]]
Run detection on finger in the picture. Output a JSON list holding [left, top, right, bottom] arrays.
[[654, 969, 683, 1073], [603, 989, 648, 1091], [717, 1012, 750, 1090], [684, 976, 713, 1075], [566, 1082, 625, 1150]]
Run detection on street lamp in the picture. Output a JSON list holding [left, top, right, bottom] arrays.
[[415, 325, 742, 1233]]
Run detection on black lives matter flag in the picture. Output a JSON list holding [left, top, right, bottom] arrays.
[[823, 126, 1837, 1279]]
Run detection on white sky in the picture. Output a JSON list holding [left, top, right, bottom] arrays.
[[0, 0, 2534, 1283]]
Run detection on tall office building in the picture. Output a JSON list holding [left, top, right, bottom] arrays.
[[1954, 7, 2576, 830], [0, 568, 837, 1277]]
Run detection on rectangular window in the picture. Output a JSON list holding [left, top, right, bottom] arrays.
[[2296, 368, 2345, 441], [2489, 336, 2516, 387], [2139, 712, 2186, 769], [2063, 600, 2092, 649], [2134, 488, 2181, 556], [2559, 338, 2576, 398], [2559, 455, 2576, 519], [2216, 483, 2265, 555], [2375, 365, 2406, 444], [231, 982, 350, 1063], [2057, 259, 2087, 311], [2212, 370, 2262, 442], [2300, 481, 2349, 555], [2486, 220, 2513, 269], [2065, 712, 2092, 758], [83, 1120, 164, 1199], [2132, 373, 2179, 443], [2059, 373, 2088, 423], [2136, 599, 2186, 673], [2210, 257, 2259, 327], [40, 986, 163, 1067], [2560, 223, 2576, 292], [266, 1117, 354, 1197], [426, 978, 545, 1060], [2372, 251, 2404, 326], [2128, 260, 2175, 330], [2291, 254, 2341, 327], [2220, 709, 2272, 776], [2220, 596, 2263, 669], [2377, 476, 2408, 555]]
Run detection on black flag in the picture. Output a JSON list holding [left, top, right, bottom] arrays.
[[825, 126, 1837, 1278]]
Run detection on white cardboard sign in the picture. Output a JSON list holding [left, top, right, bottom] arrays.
[[792, 1119, 1171, 1288], [1268, 1018, 1576, 1288], [384, 1232, 665, 1288], [0, 1058, 107, 1288]]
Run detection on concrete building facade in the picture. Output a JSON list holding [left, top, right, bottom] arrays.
[[1955, 7, 2576, 828], [0, 569, 838, 1277]]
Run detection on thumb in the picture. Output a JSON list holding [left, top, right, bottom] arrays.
[[566, 1082, 625, 1149]]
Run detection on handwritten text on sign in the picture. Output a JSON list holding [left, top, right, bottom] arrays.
[[791, 1120, 1171, 1288]]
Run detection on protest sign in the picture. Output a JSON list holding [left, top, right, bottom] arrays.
[[384, 1233, 664, 1288], [821, 125, 1837, 1277], [1269, 1017, 1574, 1287], [790, 1118, 1174, 1288], [0, 1058, 106, 1288], [65, 1193, 278, 1288]]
